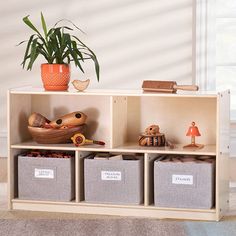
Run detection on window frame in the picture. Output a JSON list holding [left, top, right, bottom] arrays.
[[195, 0, 236, 157]]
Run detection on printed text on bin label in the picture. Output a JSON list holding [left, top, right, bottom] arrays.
[[34, 168, 54, 179], [172, 174, 193, 185], [101, 171, 121, 181]]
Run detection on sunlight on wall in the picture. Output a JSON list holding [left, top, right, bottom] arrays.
[[0, 0, 193, 156]]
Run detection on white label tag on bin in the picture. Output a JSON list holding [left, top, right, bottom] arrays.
[[101, 171, 121, 181], [34, 168, 54, 179], [172, 174, 193, 185]]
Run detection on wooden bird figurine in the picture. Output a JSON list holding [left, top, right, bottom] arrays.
[[72, 79, 90, 92]]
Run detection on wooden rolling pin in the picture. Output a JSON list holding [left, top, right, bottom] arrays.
[[142, 80, 199, 93]]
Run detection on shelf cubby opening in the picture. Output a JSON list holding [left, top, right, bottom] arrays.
[[15, 149, 76, 203], [112, 96, 217, 153], [147, 153, 216, 210], [82, 151, 144, 206], [9, 93, 112, 148]]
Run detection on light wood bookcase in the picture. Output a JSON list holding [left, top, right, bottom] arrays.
[[7, 86, 230, 221]]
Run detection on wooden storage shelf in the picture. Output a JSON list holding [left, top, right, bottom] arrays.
[[11, 198, 216, 212], [8, 87, 230, 221], [114, 142, 217, 155], [11, 141, 216, 155], [11, 199, 217, 221], [11, 141, 111, 151], [12, 198, 77, 205]]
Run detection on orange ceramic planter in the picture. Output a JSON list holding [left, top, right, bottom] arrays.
[[41, 64, 70, 91]]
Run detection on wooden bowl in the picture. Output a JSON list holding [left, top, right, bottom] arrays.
[[28, 125, 86, 144]]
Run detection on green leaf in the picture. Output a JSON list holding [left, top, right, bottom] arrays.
[[41, 12, 48, 40], [20, 55, 30, 66], [72, 35, 100, 81], [67, 43, 84, 73], [54, 19, 85, 34], [36, 43, 49, 61], [67, 56, 70, 64], [23, 15, 42, 36], [16, 39, 28, 46], [62, 49, 70, 60], [47, 28, 54, 37], [72, 40, 84, 61], [21, 34, 35, 68], [92, 54, 100, 82], [84, 52, 100, 81], [27, 38, 38, 70]]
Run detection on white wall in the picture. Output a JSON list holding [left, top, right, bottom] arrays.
[[0, 0, 194, 156]]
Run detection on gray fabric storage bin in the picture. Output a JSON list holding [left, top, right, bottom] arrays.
[[154, 160, 215, 209], [18, 155, 75, 201], [84, 157, 143, 204]]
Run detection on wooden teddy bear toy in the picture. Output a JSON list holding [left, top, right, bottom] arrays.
[[145, 125, 160, 136], [139, 124, 165, 147]]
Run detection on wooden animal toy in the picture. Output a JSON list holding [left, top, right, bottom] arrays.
[[139, 124, 165, 147], [49, 111, 87, 128]]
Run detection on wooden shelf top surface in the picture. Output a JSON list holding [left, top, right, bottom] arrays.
[[11, 141, 216, 155], [9, 86, 224, 98]]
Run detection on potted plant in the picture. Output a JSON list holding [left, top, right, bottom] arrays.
[[18, 12, 99, 91]]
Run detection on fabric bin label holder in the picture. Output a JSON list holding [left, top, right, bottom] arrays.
[[168, 169, 197, 189], [99, 167, 125, 183], [32, 166, 57, 181], [34, 168, 55, 179], [172, 174, 193, 185], [101, 171, 122, 181]]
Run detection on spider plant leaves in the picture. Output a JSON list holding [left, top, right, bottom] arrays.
[[91, 54, 100, 82], [16, 39, 28, 47], [72, 40, 84, 61], [54, 19, 85, 34], [19, 13, 100, 81], [27, 38, 39, 70], [67, 38, 84, 72], [23, 15, 42, 36], [84, 52, 100, 82], [21, 34, 35, 69], [36, 43, 49, 61], [40, 12, 48, 40]]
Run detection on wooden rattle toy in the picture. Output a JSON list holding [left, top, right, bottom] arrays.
[[71, 133, 105, 146], [50, 111, 87, 128]]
